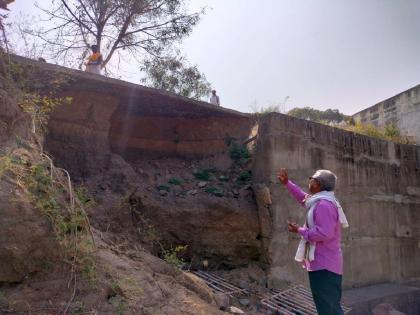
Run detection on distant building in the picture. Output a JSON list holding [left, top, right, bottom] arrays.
[[353, 84, 420, 144]]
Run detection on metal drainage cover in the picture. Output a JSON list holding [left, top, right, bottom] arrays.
[[190, 270, 248, 297], [260, 285, 351, 315]]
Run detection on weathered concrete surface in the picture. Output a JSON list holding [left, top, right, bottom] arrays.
[[252, 113, 420, 288], [343, 283, 420, 315], [353, 84, 420, 144]]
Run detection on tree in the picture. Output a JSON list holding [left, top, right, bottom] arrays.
[[140, 55, 212, 100], [0, 0, 13, 49], [30, 0, 202, 69], [287, 107, 349, 124]]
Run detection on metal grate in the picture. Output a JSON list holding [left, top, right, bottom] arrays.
[[260, 285, 351, 315], [190, 270, 248, 297]]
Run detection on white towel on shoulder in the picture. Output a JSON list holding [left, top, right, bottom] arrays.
[[295, 191, 349, 263]]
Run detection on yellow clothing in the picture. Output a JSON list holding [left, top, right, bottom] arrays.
[[87, 52, 102, 65]]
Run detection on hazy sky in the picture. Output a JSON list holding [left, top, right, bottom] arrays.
[[8, 0, 420, 114]]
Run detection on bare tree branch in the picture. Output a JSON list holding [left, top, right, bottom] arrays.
[[24, 0, 201, 72]]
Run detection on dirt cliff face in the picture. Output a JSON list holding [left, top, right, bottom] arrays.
[[0, 59, 60, 283], [0, 55, 232, 315], [35, 60, 262, 268]]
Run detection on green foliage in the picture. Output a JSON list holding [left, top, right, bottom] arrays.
[[237, 170, 252, 183], [287, 107, 349, 124], [19, 92, 72, 135], [193, 169, 211, 181], [75, 185, 95, 208], [205, 186, 223, 197], [341, 122, 415, 144], [81, 253, 97, 284], [205, 186, 217, 194], [157, 184, 171, 192], [71, 301, 85, 315], [14, 135, 33, 151], [0, 152, 96, 281], [141, 56, 212, 100], [384, 123, 400, 138], [162, 245, 187, 268], [109, 275, 143, 302], [109, 295, 126, 315], [229, 142, 250, 163], [286, 105, 414, 144], [8, 62, 73, 135], [168, 177, 182, 185]]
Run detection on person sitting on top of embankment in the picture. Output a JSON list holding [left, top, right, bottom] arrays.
[[278, 168, 349, 315], [85, 44, 103, 75]]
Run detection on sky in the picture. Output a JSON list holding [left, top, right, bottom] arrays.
[[7, 0, 420, 115]]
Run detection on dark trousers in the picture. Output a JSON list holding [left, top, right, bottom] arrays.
[[308, 270, 344, 315]]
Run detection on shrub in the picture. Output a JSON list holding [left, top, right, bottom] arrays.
[[237, 170, 252, 183], [162, 245, 187, 268], [229, 142, 250, 162], [168, 177, 182, 185], [157, 184, 170, 192], [193, 169, 211, 181], [341, 122, 415, 145]]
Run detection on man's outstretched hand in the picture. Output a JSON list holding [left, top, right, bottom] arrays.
[[277, 168, 288, 185], [287, 220, 299, 233]]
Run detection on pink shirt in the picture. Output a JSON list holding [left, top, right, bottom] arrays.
[[286, 180, 343, 275]]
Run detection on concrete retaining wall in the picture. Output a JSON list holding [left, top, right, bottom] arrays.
[[252, 113, 420, 288], [353, 84, 420, 144]]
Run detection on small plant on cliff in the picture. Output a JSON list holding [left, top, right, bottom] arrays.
[[0, 151, 96, 292], [109, 295, 127, 315], [75, 185, 95, 208], [157, 184, 171, 192], [162, 245, 187, 269], [193, 169, 211, 181], [229, 141, 250, 163], [205, 186, 224, 197], [8, 62, 73, 136], [168, 177, 182, 185], [237, 170, 252, 183]]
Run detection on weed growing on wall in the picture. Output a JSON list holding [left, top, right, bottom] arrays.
[[341, 122, 415, 145], [229, 141, 250, 163], [8, 61, 73, 136]]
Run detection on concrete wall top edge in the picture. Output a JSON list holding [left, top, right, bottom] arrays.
[[9, 54, 249, 120], [260, 112, 420, 158], [353, 84, 420, 117]]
